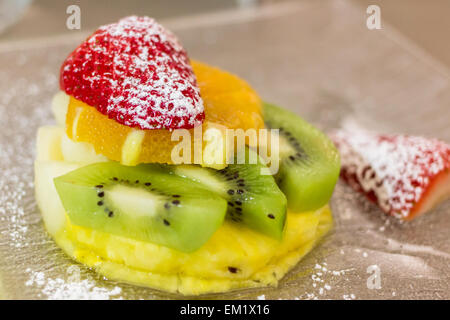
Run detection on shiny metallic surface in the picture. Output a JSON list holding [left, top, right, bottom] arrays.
[[0, 0, 448, 299]]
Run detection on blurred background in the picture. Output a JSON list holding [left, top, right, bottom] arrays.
[[0, 0, 449, 69], [0, 0, 449, 300]]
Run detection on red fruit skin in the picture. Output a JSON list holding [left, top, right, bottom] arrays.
[[407, 169, 450, 220], [60, 16, 204, 130], [332, 130, 450, 220]]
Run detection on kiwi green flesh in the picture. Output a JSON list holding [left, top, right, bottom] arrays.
[[54, 162, 227, 253], [263, 102, 340, 212], [170, 156, 287, 240]]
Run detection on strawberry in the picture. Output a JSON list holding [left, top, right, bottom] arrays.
[[332, 129, 450, 220], [60, 16, 204, 130]]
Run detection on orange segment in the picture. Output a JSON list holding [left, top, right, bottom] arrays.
[[66, 60, 264, 165], [193, 61, 255, 97], [66, 100, 189, 164], [66, 99, 132, 158], [203, 90, 263, 130]]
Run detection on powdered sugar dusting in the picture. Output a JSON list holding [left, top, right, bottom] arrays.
[[333, 129, 450, 218], [61, 16, 204, 130], [25, 267, 122, 300], [290, 262, 355, 300]]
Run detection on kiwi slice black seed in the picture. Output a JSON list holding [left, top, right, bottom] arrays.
[[54, 162, 227, 252], [168, 151, 287, 240], [263, 102, 340, 212]]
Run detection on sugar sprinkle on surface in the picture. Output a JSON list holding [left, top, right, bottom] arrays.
[[26, 268, 122, 300]]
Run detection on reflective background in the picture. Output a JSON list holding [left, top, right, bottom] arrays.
[[0, 0, 449, 299], [2, 0, 450, 69]]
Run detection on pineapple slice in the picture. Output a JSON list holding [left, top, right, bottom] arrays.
[[60, 133, 108, 164], [36, 126, 64, 161], [51, 91, 69, 127], [34, 160, 81, 235]]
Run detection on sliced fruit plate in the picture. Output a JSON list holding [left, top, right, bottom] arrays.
[[34, 15, 340, 295]]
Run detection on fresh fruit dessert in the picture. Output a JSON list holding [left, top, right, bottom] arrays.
[[34, 16, 340, 295], [332, 129, 450, 220]]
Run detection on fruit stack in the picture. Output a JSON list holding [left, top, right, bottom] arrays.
[[34, 16, 340, 295]]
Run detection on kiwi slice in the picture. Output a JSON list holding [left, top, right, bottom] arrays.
[[54, 162, 227, 252], [263, 103, 340, 212], [169, 154, 287, 240]]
